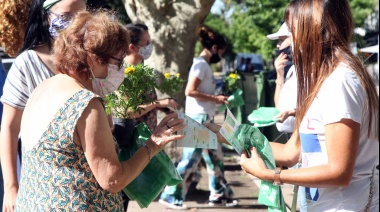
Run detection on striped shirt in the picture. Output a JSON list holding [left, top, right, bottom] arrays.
[[1, 50, 54, 109]]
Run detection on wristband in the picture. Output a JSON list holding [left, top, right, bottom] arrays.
[[142, 143, 151, 162], [273, 167, 283, 186]]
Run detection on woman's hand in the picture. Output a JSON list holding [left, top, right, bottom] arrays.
[[215, 95, 228, 104], [274, 52, 288, 78], [240, 147, 269, 179], [156, 98, 178, 110], [2, 186, 18, 212], [274, 109, 295, 123], [148, 112, 185, 155]]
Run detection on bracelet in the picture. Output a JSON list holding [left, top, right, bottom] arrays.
[[142, 143, 151, 162], [275, 80, 284, 86], [273, 167, 283, 186]]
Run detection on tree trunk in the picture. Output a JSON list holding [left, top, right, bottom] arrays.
[[124, 0, 215, 163], [124, 0, 215, 110]]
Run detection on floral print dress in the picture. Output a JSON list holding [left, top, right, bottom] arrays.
[[15, 89, 123, 211]]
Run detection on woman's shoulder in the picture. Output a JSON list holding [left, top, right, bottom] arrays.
[[9, 50, 46, 74], [329, 63, 361, 85], [321, 63, 364, 96], [191, 57, 210, 71], [34, 75, 97, 99], [14, 50, 38, 62]]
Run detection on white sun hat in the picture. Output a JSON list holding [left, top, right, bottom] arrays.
[[266, 23, 290, 40]]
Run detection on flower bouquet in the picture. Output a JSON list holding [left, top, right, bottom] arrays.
[[157, 72, 185, 98], [104, 64, 157, 147]]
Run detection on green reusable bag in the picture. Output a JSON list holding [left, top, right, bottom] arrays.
[[118, 123, 182, 208], [218, 88, 245, 112], [235, 124, 287, 212], [247, 107, 280, 127]]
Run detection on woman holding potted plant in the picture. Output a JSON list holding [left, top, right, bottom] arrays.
[[159, 26, 235, 209], [106, 23, 179, 211], [15, 11, 185, 211], [124, 23, 178, 132]]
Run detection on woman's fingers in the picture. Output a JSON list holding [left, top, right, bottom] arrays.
[[157, 112, 178, 128], [166, 122, 185, 135], [166, 117, 184, 129]]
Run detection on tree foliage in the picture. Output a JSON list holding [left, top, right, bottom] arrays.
[[204, 0, 376, 64]]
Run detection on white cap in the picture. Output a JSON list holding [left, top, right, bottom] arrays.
[[266, 23, 290, 40]]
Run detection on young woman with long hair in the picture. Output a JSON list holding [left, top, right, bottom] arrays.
[[239, 0, 379, 211]]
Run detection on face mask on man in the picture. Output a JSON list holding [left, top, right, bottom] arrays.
[[48, 11, 73, 39], [138, 43, 153, 60], [91, 64, 124, 97]]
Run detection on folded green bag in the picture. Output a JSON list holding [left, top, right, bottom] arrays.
[[118, 123, 182, 208], [235, 124, 286, 212], [247, 107, 280, 127], [218, 88, 245, 112]]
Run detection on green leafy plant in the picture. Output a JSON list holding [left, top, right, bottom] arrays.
[[104, 64, 157, 118], [224, 71, 241, 95], [158, 72, 185, 97]]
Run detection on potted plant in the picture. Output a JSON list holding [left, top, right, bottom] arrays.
[[157, 72, 185, 98], [219, 71, 245, 112], [156, 72, 185, 113], [104, 64, 157, 147]]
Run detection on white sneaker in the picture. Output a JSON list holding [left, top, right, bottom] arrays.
[[158, 199, 188, 210]]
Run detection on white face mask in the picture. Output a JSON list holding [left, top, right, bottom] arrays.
[[138, 43, 153, 60], [91, 64, 124, 97]]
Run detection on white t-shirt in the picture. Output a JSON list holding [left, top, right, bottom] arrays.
[[1, 50, 53, 109], [185, 57, 216, 116], [299, 64, 379, 211], [276, 65, 297, 133]]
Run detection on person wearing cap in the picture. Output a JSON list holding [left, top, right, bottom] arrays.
[[267, 22, 297, 136], [0, 0, 86, 211], [267, 23, 307, 212]]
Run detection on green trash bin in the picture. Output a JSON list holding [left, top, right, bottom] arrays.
[[240, 72, 287, 143]]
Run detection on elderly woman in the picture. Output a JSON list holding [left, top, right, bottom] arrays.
[[15, 11, 185, 211]]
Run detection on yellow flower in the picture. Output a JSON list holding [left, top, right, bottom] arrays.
[[125, 66, 135, 74], [176, 73, 180, 78], [229, 73, 237, 79], [164, 73, 171, 78]]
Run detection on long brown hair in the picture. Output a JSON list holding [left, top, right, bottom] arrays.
[[285, 0, 379, 143]]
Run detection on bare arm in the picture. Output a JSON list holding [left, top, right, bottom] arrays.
[[128, 98, 178, 118], [185, 75, 228, 104], [240, 119, 360, 188], [1, 104, 23, 212], [273, 53, 287, 107], [76, 99, 185, 193]]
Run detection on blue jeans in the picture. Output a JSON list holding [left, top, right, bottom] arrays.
[[298, 186, 308, 212], [160, 113, 233, 205]]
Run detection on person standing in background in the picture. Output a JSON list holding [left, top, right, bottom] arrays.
[[159, 25, 236, 210], [267, 22, 297, 138], [267, 22, 308, 211], [0, 1, 86, 211], [124, 23, 178, 133], [119, 23, 178, 211]]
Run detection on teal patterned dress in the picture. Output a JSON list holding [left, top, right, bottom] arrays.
[[15, 89, 123, 211]]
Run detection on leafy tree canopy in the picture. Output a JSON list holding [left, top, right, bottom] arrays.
[[205, 0, 376, 64]]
